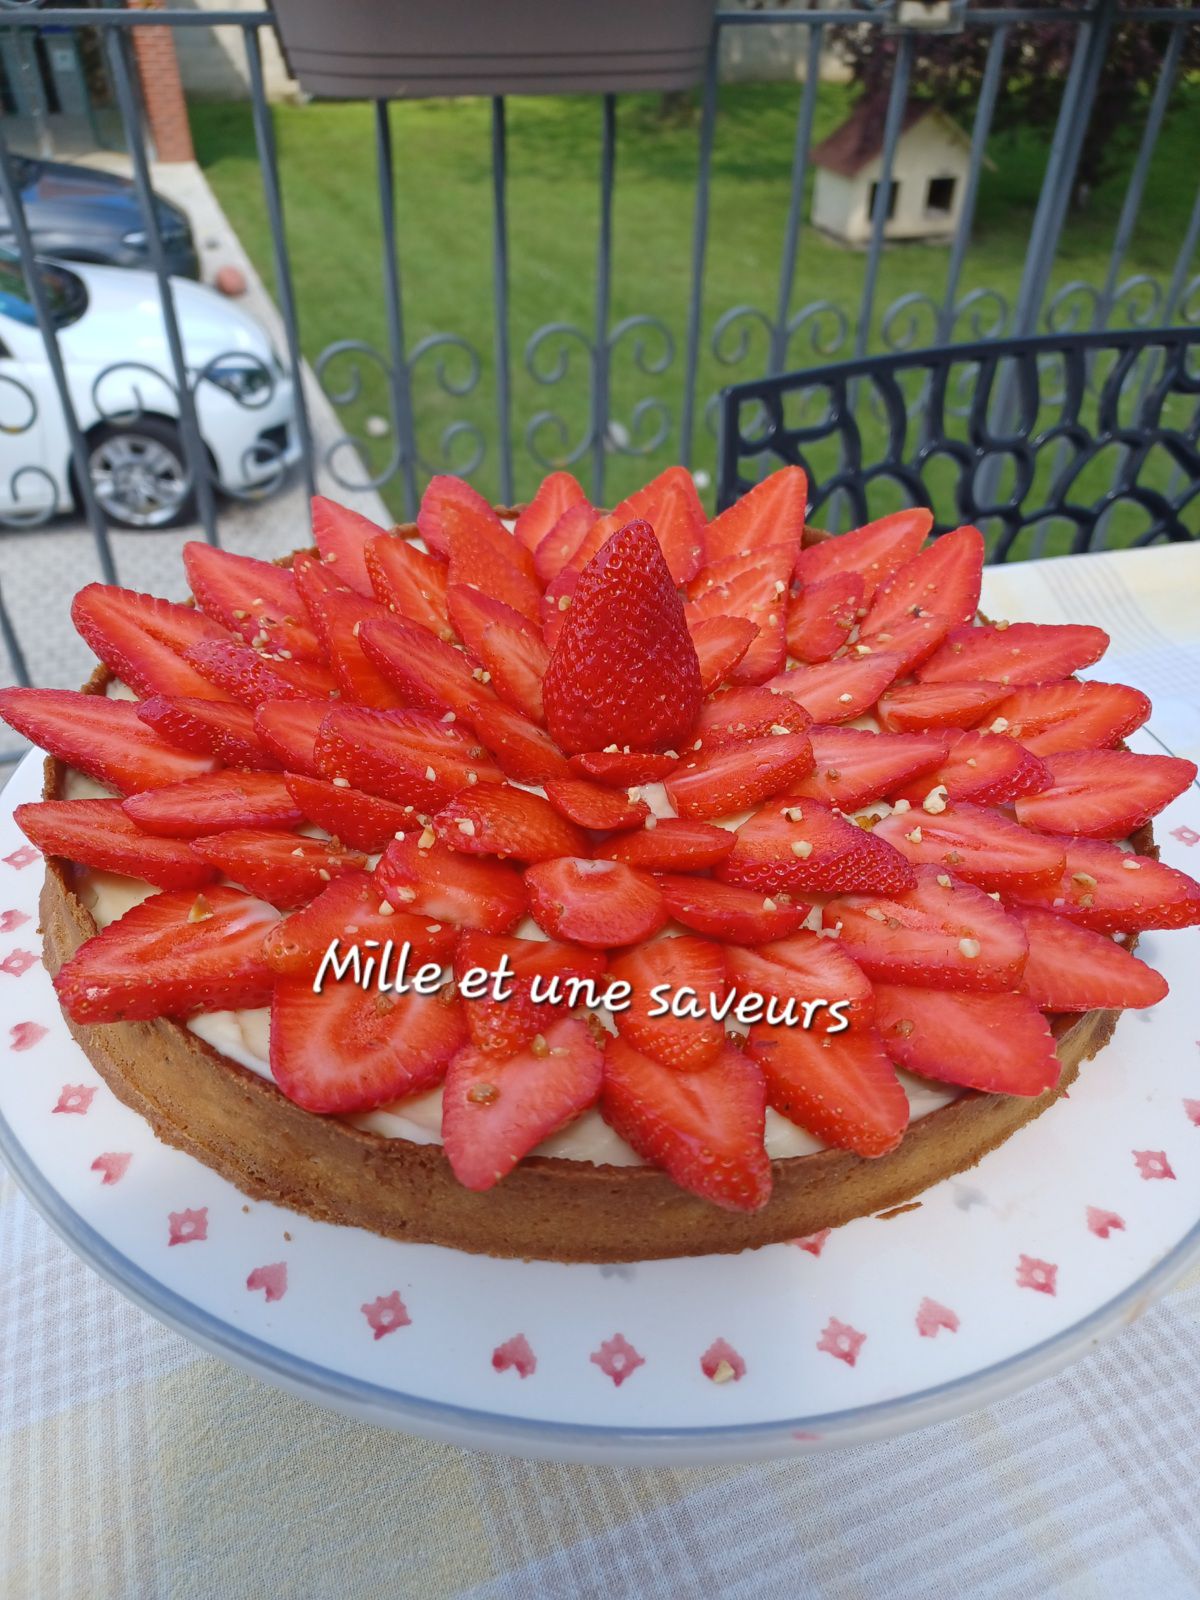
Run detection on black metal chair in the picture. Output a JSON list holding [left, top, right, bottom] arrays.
[[717, 327, 1200, 561]]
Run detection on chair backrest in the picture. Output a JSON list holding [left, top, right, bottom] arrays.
[[717, 327, 1200, 560]]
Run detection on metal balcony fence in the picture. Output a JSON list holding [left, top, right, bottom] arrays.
[[0, 0, 1198, 766]]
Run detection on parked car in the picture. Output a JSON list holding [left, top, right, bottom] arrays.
[[0, 249, 300, 529], [0, 154, 200, 281]]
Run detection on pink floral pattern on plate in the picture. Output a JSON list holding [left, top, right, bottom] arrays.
[[91, 1152, 131, 1186], [590, 1334, 644, 1387], [1016, 1255, 1058, 1296], [10, 1020, 47, 1051], [52, 1084, 95, 1115], [362, 1292, 410, 1340], [168, 1207, 208, 1246], [817, 1318, 866, 1367], [492, 1335, 536, 1378], [1086, 1207, 1125, 1238], [1133, 1150, 1175, 1181], [915, 1298, 960, 1338], [246, 1263, 288, 1303]]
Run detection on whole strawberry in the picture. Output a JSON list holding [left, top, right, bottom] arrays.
[[542, 520, 702, 754]]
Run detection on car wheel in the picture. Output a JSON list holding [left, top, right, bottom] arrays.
[[86, 419, 196, 530]]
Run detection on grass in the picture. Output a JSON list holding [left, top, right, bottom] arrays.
[[189, 81, 1200, 540]]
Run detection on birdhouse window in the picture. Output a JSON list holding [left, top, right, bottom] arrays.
[[868, 180, 899, 222], [926, 176, 956, 216]]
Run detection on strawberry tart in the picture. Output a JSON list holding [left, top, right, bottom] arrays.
[[4, 466, 1199, 1261]]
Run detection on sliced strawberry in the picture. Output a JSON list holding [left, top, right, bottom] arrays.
[[453, 927, 606, 1052], [191, 830, 367, 908], [284, 774, 416, 852], [766, 651, 903, 723], [919, 621, 1110, 687], [1013, 905, 1168, 1011], [689, 614, 759, 693], [664, 732, 814, 821], [524, 857, 666, 946], [15, 798, 214, 890], [688, 548, 793, 684], [829, 866, 1029, 991], [872, 984, 1059, 1096], [877, 680, 1011, 734], [310, 495, 381, 596], [184, 639, 337, 707], [654, 875, 810, 943], [417, 474, 505, 561], [183, 543, 325, 662], [54, 885, 278, 1023], [435, 783, 588, 862], [136, 694, 273, 769], [532, 501, 599, 585], [988, 680, 1152, 757], [365, 533, 452, 639], [477, 621, 549, 724], [582, 465, 708, 585], [568, 750, 678, 786], [718, 797, 915, 895], [315, 705, 503, 808], [746, 1023, 907, 1158], [442, 1016, 605, 1189], [454, 927, 607, 989], [263, 870, 456, 978], [475, 702, 573, 785], [890, 730, 1051, 807], [787, 572, 864, 664], [254, 698, 328, 776], [540, 563, 581, 650], [609, 935, 729, 1071], [543, 520, 702, 754], [788, 726, 949, 810], [456, 980, 546, 1059], [1013, 749, 1197, 838], [514, 469, 591, 554], [727, 931, 874, 1021], [694, 686, 811, 748], [601, 1038, 771, 1212], [704, 465, 807, 566], [306, 586, 404, 709], [123, 771, 302, 838], [446, 584, 537, 662], [376, 833, 526, 932], [291, 549, 351, 613], [794, 508, 931, 601], [0, 687, 215, 794], [72, 583, 233, 701], [444, 500, 542, 623], [358, 615, 488, 721], [872, 802, 1066, 889], [543, 777, 650, 832], [687, 543, 796, 605], [858, 606, 959, 676], [860, 524, 985, 639], [594, 817, 735, 872], [271, 981, 466, 1114], [1003, 837, 1200, 933]]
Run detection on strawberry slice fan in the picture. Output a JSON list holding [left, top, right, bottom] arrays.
[[5, 464, 1200, 1262]]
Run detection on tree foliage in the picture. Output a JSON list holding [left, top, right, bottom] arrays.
[[828, 0, 1200, 205]]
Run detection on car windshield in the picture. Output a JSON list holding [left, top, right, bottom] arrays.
[[0, 249, 88, 329]]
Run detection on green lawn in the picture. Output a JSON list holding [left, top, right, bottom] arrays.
[[190, 82, 1199, 538]]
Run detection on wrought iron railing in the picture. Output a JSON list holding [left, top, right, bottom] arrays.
[[717, 324, 1200, 556], [0, 0, 1199, 765]]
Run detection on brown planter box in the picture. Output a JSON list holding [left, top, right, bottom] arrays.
[[271, 0, 718, 100]]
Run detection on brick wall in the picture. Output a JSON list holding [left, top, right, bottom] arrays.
[[129, 0, 195, 164]]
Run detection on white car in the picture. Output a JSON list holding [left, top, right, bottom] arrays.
[[0, 248, 300, 529]]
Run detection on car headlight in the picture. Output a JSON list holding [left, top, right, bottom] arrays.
[[122, 230, 147, 248], [205, 360, 274, 405]]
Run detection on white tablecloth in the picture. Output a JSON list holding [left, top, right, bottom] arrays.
[[3, 542, 1200, 1599]]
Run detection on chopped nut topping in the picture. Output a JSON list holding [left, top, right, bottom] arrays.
[[906, 826, 923, 844], [1122, 858, 1142, 870], [989, 717, 1010, 734], [456, 818, 476, 836], [424, 765, 437, 782], [922, 785, 948, 815], [1072, 871, 1098, 888], [892, 798, 911, 813], [783, 806, 804, 822], [332, 776, 351, 788], [557, 595, 571, 611], [710, 1359, 736, 1385], [958, 937, 981, 959], [762, 897, 778, 911], [530, 1034, 550, 1058], [865, 907, 886, 922], [936, 873, 953, 888], [838, 692, 854, 704], [644, 814, 658, 830], [187, 894, 213, 923], [895, 1018, 915, 1037], [418, 827, 436, 849], [790, 839, 813, 859], [467, 1082, 499, 1104], [378, 900, 395, 916]]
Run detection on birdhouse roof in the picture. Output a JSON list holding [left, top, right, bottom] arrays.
[[811, 100, 974, 178]]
